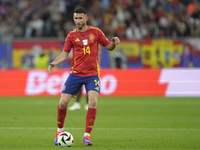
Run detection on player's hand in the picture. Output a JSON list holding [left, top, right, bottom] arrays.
[[48, 63, 55, 74], [111, 37, 120, 45]]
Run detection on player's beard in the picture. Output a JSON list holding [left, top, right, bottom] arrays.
[[77, 22, 86, 30]]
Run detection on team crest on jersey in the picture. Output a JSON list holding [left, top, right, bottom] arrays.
[[83, 39, 88, 45], [89, 33, 94, 43]]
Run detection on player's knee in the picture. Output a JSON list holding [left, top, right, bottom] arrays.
[[59, 100, 68, 109], [59, 94, 71, 109], [88, 98, 97, 108]]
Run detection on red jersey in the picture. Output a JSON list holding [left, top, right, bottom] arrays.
[[63, 26, 110, 76]]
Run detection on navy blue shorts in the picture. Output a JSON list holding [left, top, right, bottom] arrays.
[[62, 73, 100, 97]]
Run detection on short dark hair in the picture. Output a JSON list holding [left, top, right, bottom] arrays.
[[73, 7, 87, 15]]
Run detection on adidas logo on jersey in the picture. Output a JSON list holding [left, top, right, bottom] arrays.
[[75, 38, 80, 42]]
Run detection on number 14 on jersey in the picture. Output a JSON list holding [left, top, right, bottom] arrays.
[[83, 46, 91, 55]]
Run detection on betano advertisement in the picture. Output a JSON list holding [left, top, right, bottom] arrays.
[[0, 69, 200, 97]]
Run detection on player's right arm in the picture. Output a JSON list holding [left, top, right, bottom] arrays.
[[48, 51, 69, 74], [49, 32, 73, 74]]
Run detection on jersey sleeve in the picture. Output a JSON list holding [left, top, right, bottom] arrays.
[[97, 29, 110, 47], [63, 33, 73, 52]]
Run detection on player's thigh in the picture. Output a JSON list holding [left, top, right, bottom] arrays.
[[59, 93, 72, 109], [85, 75, 101, 94], [62, 73, 83, 97]]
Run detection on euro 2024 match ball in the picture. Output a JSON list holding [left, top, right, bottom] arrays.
[[57, 132, 74, 147]]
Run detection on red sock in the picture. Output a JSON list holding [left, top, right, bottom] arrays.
[[57, 105, 67, 128], [85, 108, 97, 134]]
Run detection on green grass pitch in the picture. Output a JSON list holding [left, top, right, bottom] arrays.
[[0, 96, 200, 150]]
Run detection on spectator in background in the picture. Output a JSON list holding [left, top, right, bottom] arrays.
[[24, 21, 34, 38], [21, 46, 34, 69], [0, 59, 7, 70], [49, 47, 61, 68], [1, 28, 13, 43], [30, 13, 44, 37], [126, 21, 142, 39], [1, 0, 200, 41], [35, 48, 49, 69], [181, 44, 195, 67], [1, 0, 200, 71], [110, 46, 127, 69]]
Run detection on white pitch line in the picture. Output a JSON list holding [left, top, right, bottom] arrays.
[[0, 127, 199, 131]]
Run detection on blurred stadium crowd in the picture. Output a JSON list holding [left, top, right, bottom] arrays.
[[0, 0, 200, 43]]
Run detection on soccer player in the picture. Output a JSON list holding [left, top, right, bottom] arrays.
[[48, 7, 120, 146]]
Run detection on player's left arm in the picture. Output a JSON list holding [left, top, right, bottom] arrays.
[[105, 37, 120, 51]]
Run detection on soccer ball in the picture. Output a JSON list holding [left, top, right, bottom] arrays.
[[57, 132, 74, 147]]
